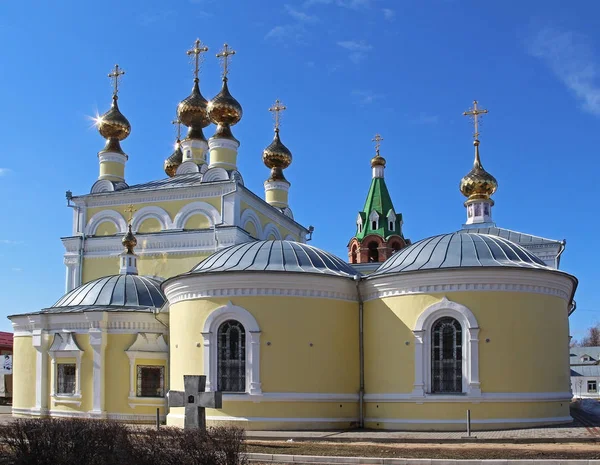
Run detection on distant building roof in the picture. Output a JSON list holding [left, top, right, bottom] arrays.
[[0, 332, 12, 348], [571, 365, 600, 377], [570, 346, 600, 365], [460, 226, 562, 246]]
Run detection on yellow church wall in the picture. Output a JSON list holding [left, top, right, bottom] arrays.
[[183, 213, 211, 230], [209, 147, 237, 168], [243, 221, 258, 238], [82, 253, 212, 283], [364, 291, 570, 394], [99, 161, 124, 180], [265, 189, 289, 208], [240, 203, 299, 241], [105, 334, 135, 414], [12, 337, 36, 410], [169, 296, 359, 394], [95, 221, 118, 236], [137, 218, 162, 233]]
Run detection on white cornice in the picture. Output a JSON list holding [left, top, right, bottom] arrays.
[[264, 180, 290, 192], [73, 182, 236, 208], [98, 153, 127, 164], [363, 268, 575, 303], [62, 227, 253, 258], [208, 138, 240, 150], [163, 272, 358, 304], [363, 391, 572, 403]]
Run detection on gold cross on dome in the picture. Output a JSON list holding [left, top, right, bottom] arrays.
[[187, 39, 209, 80], [216, 43, 236, 78], [172, 118, 182, 140], [108, 64, 125, 97], [268, 99, 287, 131], [124, 204, 137, 224], [372, 133, 383, 156], [463, 100, 488, 140]]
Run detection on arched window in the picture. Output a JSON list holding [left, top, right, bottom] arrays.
[[368, 241, 379, 262], [217, 320, 246, 392], [350, 245, 358, 264], [431, 317, 462, 393]]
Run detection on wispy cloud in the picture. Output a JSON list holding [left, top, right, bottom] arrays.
[[412, 112, 439, 124], [352, 89, 382, 105], [285, 4, 319, 23], [0, 240, 23, 245], [528, 26, 600, 116], [304, 0, 374, 9], [338, 40, 372, 63], [0, 168, 10, 176], [11, 268, 22, 272], [382, 8, 395, 21]]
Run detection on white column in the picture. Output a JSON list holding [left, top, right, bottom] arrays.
[[64, 257, 79, 293], [127, 354, 135, 397], [89, 328, 107, 418], [468, 327, 481, 396], [201, 332, 213, 391], [411, 330, 425, 397], [32, 330, 49, 416], [248, 331, 262, 395]]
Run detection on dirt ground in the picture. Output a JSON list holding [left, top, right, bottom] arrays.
[[247, 440, 600, 460]]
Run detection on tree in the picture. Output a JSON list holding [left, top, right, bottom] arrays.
[[574, 324, 600, 347]]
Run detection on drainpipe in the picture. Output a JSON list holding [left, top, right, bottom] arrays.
[[354, 274, 365, 428]]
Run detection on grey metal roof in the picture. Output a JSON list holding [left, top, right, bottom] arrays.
[[460, 226, 562, 246], [50, 275, 165, 310], [570, 347, 600, 365], [77, 173, 208, 197], [571, 366, 600, 377], [190, 240, 358, 277], [372, 232, 552, 275]]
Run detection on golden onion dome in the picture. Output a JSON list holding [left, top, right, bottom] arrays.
[[97, 96, 131, 141], [164, 140, 183, 178], [177, 79, 211, 136], [459, 140, 498, 200], [207, 78, 242, 129], [263, 129, 292, 181], [371, 155, 386, 168], [122, 224, 137, 254]]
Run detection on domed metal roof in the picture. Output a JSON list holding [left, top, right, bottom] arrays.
[[49, 275, 165, 312], [190, 240, 357, 277], [372, 232, 551, 276]]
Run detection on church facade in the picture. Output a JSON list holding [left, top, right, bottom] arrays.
[[9, 41, 578, 431]]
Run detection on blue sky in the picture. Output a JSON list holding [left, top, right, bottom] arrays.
[[0, 0, 598, 338]]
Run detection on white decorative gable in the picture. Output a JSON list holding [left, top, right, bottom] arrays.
[[126, 333, 168, 353], [49, 332, 83, 353]]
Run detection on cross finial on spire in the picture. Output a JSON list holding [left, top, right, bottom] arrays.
[[372, 133, 383, 156], [108, 64, 125, 97], [463, 100, 488, 140], [172, 118, 182, 141], [216, 43, 236, 79], [187, 39, 209, 81], [124, 204, 136, 224], [268, 99, 287, 132]]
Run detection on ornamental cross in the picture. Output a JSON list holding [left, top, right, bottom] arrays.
[[268, 99, 287, 131], [167, 375, 222, 430], [463, 100, 488, 140], [187, 39, 209, 80], [108, 64, 125, 97], [172, 118, 182, 140], [372, 133, 383, 156], [124, 204, 136, 224], [216, 43, 236, 79]]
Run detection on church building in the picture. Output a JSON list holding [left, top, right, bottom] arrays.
[[9, 40, 577, 431]]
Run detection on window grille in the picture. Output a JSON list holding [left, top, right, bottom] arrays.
[[217, 320, 246, 392], [431, 317, 462, 393], [137, 366, 165, 397], [57, 363, 76, 395]]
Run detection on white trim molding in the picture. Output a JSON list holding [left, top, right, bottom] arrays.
[[172, 201, 221, 229], [412, 297, 480, 398], [208, 138, 240, 151], [125, 333, 168, 398], [86, 210, 127, 235], [98, 152, 127, 164], [131, 206, 173, 232], [364, 391, 572, 403], [240, 209, 263, 238], [264, 180, 290, 193], [202, 301, 261, 395], [365, 415, 572, 425]]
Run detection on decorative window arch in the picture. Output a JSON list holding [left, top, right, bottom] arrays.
[[202, 302, 261, 395], [173, 202, 221, 230], [369, 210, 379, 231], [412, 297, 480, 397], [240, 209, 263, 239], [262, 224, 282, 241], [131, 206, 173, 233], [86, 210, 127, 236]]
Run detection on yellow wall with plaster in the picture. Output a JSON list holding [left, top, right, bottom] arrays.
[[265, 188, 288, 208], [209, 146, 237, 168], [99, 161, 124, 181], [95, 221, 118, 236], [138, 218, 162, 233], [183, 213, 211, 230], [12, 337, 36, 409], [240, 204, 299, 241]]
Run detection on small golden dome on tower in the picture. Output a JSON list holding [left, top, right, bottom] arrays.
[[164, 140, 183, 178], [97, 96, 131, 141], [177, 81, 210, 133], [122, 224, 137, 254], [207, 79, 242, 130], [459, 140, 498, 200], [371, 155, 386, 168], [263, 129, 292, 181]]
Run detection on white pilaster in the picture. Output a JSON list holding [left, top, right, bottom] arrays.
[[201, 331, 213, 391], [411, 330, 425, 397], [32, 329, 49, 415], [89, 328, 107, 418], [248, 331, 262, 395], [127, 355, 135, 397]]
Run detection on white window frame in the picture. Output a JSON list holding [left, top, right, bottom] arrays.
[[369, 210, 379, 230], [588, 380, 597, 393], [48, 332, 83, 401], [387, 210, 396, 231], [56, 363, 77, 396], [202, 301, 261, 395], [412, 297, 481, 398], [126, 333, 168, 401], [356, 214, 364, 234]]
